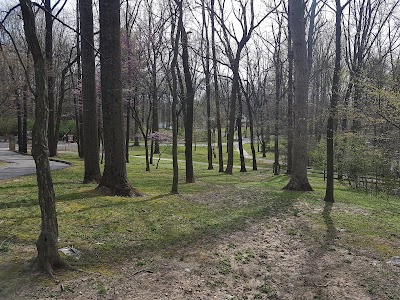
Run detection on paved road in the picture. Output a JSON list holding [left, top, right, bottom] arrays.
[[0, 142, 70, 180]]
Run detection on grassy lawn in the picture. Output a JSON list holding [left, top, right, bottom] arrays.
[[130, 144, 274, 169], [0, 151, 399, 297]]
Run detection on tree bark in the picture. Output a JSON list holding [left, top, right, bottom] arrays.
[[286, 12, 294, 174], [170, 0, 181, 194], [80, 0, 101, 183], [273, 41, 282, 176], [324, 0, 344, 203], [97, 0, 141, 196], [237, 90, 246, 172], [225, 65, 239, 174], [283, 0, 313, 191], [179, 8, 195, 183], [19, 0, 65, 275]]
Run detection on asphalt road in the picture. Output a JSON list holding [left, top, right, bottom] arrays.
[[0, 142, 70, 180]]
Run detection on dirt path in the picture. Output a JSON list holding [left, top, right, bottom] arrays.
[[10, 200, 399, 300]]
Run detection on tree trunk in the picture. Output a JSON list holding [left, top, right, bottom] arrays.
[[19, 0, 65, 275], [97, 0, 141, 196], [284, 0, 313, 191], [170, 1, 181, 194], [180, 13, 195, 183], [126, 101, 130, 163], [211, 0, 224, 172], [273, 48, 282, 176], [243, 82, 257, 170], [133, 96, 140, 146], [151, 57, 160, 155], [17, 93, 22, 151], [80, 0, 101, 183], [75, 2, 84, 158], [225, 65, 239, 174], [286, 11, 294, 174], [22, 88, 28, 153], [324, 0, 343, 203], [45, 0, 57, 157], [237, 90, 246, 172]]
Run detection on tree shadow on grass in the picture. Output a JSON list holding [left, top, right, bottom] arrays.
[[82, 191, 295, 266], [302, 201, 337, 295], [0, 191, 293, 298]]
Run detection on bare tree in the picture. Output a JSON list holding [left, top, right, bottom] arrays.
[[97, 0, 142, 196], [179, 1, 195, 183], [19, 0, 67, 275], [216, 0, 274, 174], [80, 0, 101, 183], [324, 0, 348, 203], [283, 0, 313, 191]]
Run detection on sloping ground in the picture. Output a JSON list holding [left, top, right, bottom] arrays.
[[4, 192, 399, 300]]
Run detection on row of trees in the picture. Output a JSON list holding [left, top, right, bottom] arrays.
[[1, 0, 399, 274]]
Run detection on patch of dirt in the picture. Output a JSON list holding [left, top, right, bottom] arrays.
[[4, 202, 400, 300]]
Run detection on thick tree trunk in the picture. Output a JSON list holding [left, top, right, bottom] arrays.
[[286, 14, 294, 174], [180, 17, 195, 183], [80, 0, 101, 183], [284, 0, 313, 191], [19, 0, 65, 275], [97, 0, 141, 196]]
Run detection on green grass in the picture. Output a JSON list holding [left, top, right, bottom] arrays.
[[0, 151, 399, 296], [130, 144, 274, 169]]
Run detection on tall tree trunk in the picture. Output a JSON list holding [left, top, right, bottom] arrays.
[[19, 0, 65, 275], [202, 0, 213, 170], [286, 13, 294, 174], [211, 0, 223, 172], [80, 0, 101, 183], [97, 0, 141, 196], [284, 0, 313, 191], [75, 1, 84, 158], [179, 10, 195, 183], [225, 65, 239, 174], [152, 57, 160, 155], [273, 48, 282, 175], [324, 0, 344, 203], [170, 1, 181, 194], [45, 0, 57, 157]]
